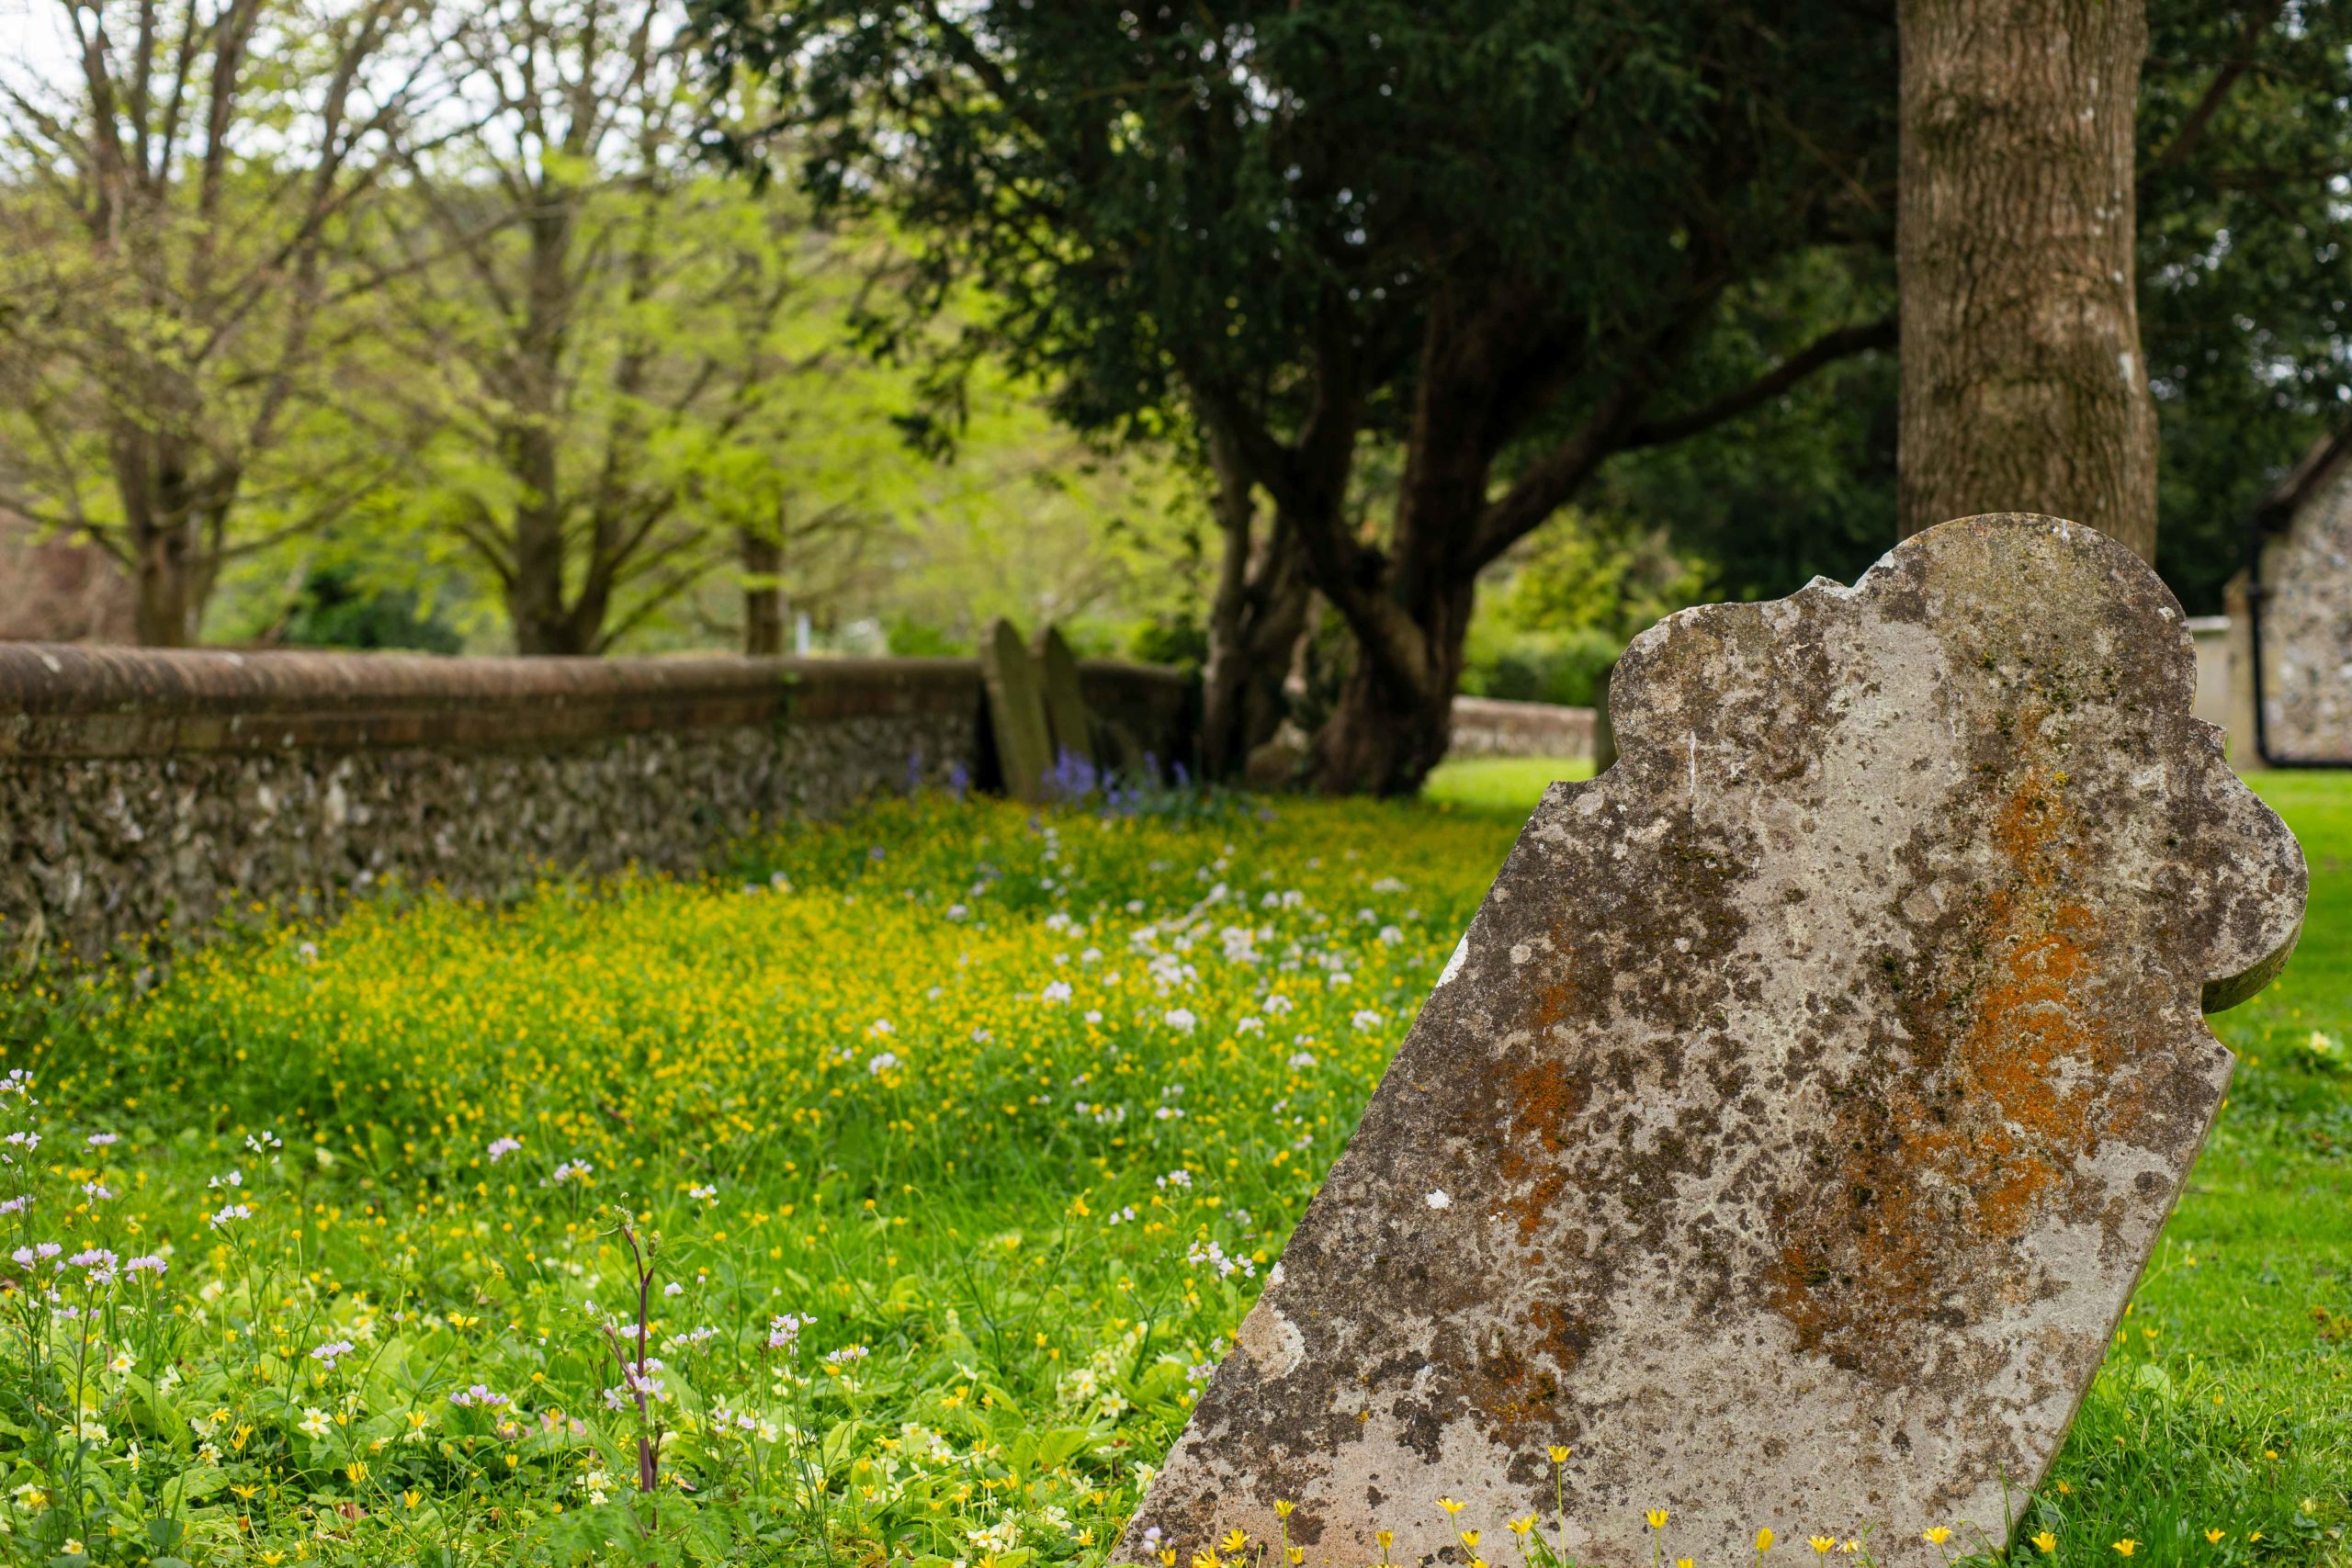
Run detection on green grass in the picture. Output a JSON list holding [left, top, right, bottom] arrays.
[[0, 771, 2344, 1568], [1421, 755, 1594, 814]]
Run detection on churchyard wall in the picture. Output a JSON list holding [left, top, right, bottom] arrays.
[[0, 644, 1191, 966], [1446, 694, 1597, 760]]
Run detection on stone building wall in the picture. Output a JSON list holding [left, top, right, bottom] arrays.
[[0, 646, 1193, 966], [2256, 468, 2352, 760]]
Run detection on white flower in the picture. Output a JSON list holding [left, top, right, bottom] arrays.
[[299, 1406, 333, 1439], [1424, 1190, 1452, 1211], [1236, 1016, 1264, 1034], [866, 1051, 900, 1076], [1264, 996, 1295, 1015], [1163, 1008, 1197, 1033], [1287, 1051, 1318, 1070], [1351, 1009, 1383, 1032], [1041, 981, 1073, 1004]]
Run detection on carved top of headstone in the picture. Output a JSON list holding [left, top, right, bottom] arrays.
[[1037, 625, 1098, 774], [980, 618, 1053, 804], [1118, 515, 2304, 1568]]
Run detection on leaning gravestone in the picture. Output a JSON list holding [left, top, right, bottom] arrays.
[[1118, 514, 2304, 1568], [1037, 625, 1100, 777], [980, 618, 1054, 804]]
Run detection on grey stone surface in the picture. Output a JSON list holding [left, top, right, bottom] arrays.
[[1038, 625, 1098, 773], [3, 716, 967, 969], [982, 619, 1054, 803], [1119, 514, 2304, 1568]]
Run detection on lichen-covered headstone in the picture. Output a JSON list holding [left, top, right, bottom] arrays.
[[980, 618, 1054, 804], [1118, 515, 2303, 1568], [1037, 625, 1100, 778]]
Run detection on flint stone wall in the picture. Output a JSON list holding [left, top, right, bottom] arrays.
[[1447, 696, 1597, 761], [0, 645, 1192, 966]]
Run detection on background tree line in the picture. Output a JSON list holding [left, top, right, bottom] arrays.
[[3, 0, 2348, 795]]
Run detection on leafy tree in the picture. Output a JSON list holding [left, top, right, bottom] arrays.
[[0, 0, 434, 644], [702, 0, 1899, 795], [361, 0, 826, 655], [2139, 0, 2352, 610]]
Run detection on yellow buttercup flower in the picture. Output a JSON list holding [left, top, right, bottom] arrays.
[[2114, 1541, 2138, 1558], [1461, 1531, 1482, 1551], [1288, 1551, 1305, 1566], [2205, 1530, 2226, 1545], [1441, 1498, 1467, 1517], [1509, 1517, 1537, 1540], [1376, 1531, 1395, 1551], [1548, 1445, 1572, 1463], [1757, 1529, 1777, 1554], [1222, 1530, 1248, 1554], [2031, 1534, 2057, 1555], [1923, 1528, 1951, 1547], [1810, 1538, 1837, 1556], [1275, 1501, 1295, 1519], [1648, 1510, 1670, 1531]]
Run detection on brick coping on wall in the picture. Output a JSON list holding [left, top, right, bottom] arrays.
[[0, 644, 1191, 760]]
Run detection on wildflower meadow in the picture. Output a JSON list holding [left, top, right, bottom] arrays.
[[1, 770, 2346, 1568]]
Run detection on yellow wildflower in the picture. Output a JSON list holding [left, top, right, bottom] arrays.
[[1924, 1528, 1951, 1547], [2031, 1535, 2057, 1556], [2114, 1541, 2137, 1558], [1648, 1511, 1671, 1531]]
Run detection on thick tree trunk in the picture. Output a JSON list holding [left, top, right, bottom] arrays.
[[741, 524, 784, 658], [1308, 578, 1475, 798], [1199, 424, 1314, 779], [114, 427, 205, 646], [1897, 0, 2157, 559], [131, 525, 196, 647]]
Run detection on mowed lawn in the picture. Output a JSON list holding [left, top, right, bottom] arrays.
[[1, 764, 2344, 1568]]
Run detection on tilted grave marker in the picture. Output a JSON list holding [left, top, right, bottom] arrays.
[[1118, 514, 2304, 1568], [980, 617, 1055, 805], [1038, 624, 1100, 778]]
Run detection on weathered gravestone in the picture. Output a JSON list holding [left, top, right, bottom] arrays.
[[1038, 625, 1101, 778], [1118, 514, 2304, 1568], [981, 618, 1054, 804]]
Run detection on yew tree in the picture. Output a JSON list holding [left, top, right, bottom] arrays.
[[701, 0, 1898, 795]]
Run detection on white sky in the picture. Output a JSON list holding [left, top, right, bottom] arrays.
[[0, 6, 85, 94]]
